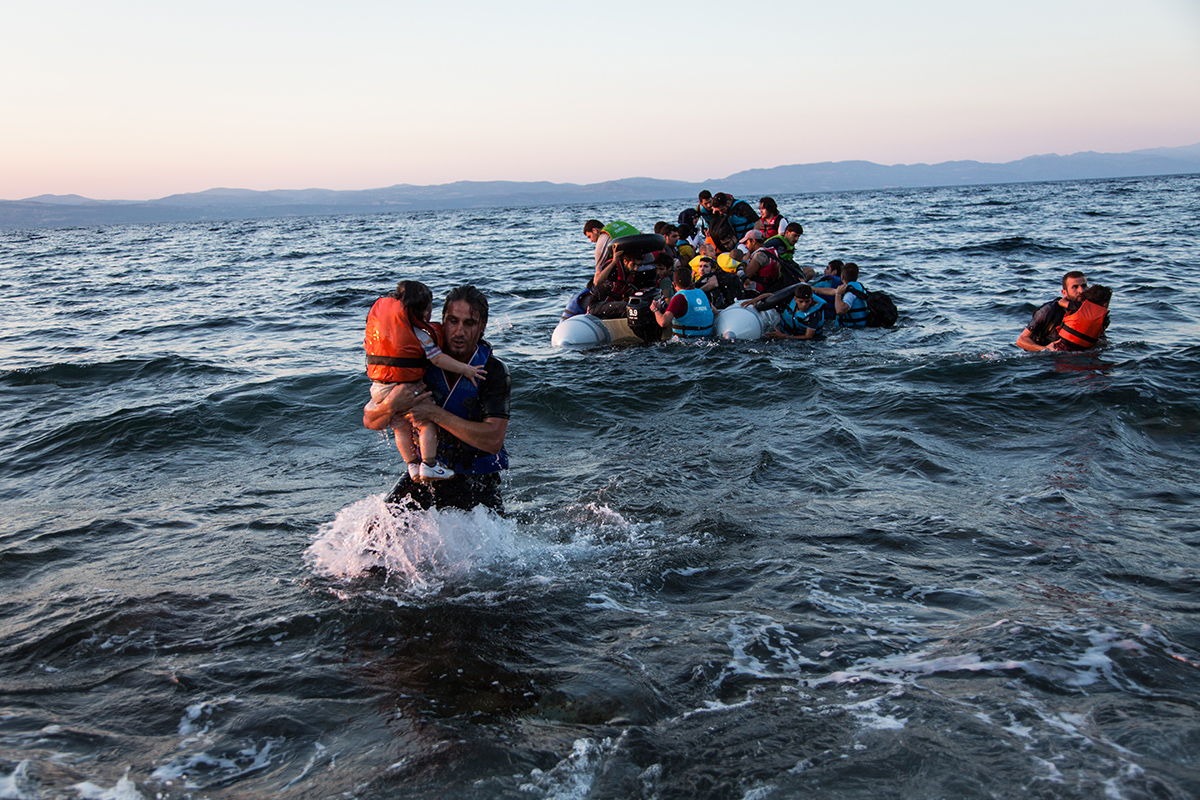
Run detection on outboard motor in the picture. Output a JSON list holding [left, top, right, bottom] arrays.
[[626, 287, 662, 344]]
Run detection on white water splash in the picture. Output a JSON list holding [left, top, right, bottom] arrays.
[[0, 761, 36, 800], [72, 769, 145, 800], [304, 494, 523, 595]]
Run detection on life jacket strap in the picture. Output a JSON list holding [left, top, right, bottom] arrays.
[[1059, 324, 1099, 345], [367, 355, 428, 368]]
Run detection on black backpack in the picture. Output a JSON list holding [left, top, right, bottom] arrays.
[[845, 285, 899, 328]]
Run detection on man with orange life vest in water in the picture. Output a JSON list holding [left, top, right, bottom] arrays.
[[1016, 271, 1109, 352], [364, 285, 510, 513]]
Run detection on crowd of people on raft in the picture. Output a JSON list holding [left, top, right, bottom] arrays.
[[570, 191, 881, 340], [568, 190, 1113, 348]]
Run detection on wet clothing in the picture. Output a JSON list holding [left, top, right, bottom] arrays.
[[1024, 296, 1110, 348], [386, 341, 510, 513], [1052, 300, 1108, 350], [778, 296, 826, 337], [1024, 299, 1071, 347], [811, 275, 842, 320], [666, 288, 714, 337], [836, 281, 869, 327], [699, 270, 741, 310]]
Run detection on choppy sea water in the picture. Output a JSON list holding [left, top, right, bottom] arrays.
[[1, 174, 1198, 799]]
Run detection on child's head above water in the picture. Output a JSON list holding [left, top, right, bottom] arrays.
[[393, 280, 434, 322], [1081, 283, 1112, 308]]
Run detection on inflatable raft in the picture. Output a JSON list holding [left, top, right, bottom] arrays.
[[552, 232, 800, 348], [551, 302, 783, 347]]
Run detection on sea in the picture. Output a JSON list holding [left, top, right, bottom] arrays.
[[1, 173, 1198, 799]]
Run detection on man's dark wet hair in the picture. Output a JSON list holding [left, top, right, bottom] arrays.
[[443, 284, 489, 328], [794, 284, 814, 301], [672, 266, 694, 288], [653, 221, 669, 235], [583, 219, 604, 235], [712, 192, 732, 209], [1082, 284, 1112, 306], [842, 262, 860, 283], [784, 222, 804, 236], [759, 197, 778, 216], [393, 280, 433, 317], [698, 190, 712, 202], [1062, 270, 1086, 289], [827, 259, 844, 275]]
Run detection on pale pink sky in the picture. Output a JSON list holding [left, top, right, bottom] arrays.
[[3, 0, 1198, 200]]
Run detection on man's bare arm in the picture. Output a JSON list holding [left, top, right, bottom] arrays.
[[409, 399, 509, 454]]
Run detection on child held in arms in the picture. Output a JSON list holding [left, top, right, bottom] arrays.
[[1048, 284, 1111, 352], [363, 280, 485, 481]]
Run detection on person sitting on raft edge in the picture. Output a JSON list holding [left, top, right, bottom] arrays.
[[363, 285, 510, 514]]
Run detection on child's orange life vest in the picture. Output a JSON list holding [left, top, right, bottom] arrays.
[[1056, 300, 1106, 350], [363, 297, 441, 383]]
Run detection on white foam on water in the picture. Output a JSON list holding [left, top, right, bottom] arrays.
[[0, 761, 36, 800], [305, 494, 525, 596], [678, 695, 757, 721], [148, 737, 283, 789], [517, 737, 616, 799], [71, 770, 145, 800], [307, 496, 690, 601], [724, 615, 821, 680], [806, 650, 1025, 688], [843, 692, 908, 731]]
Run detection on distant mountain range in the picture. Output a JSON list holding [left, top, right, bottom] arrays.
[[4, 143, 1198, 229]]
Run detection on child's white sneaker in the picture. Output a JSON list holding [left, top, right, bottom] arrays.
[[419, 462, 454, 481], [407, 462, 421, 481]]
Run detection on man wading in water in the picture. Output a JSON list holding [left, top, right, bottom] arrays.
[[364, 285, 511, 513], [1016, 270, 1108, 352]]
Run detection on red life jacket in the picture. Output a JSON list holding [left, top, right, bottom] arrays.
[[1055, 300, 1106, 349], [758, 213, 783, 238], [363, 297, 441, 382], [744, 248, 782, 294], [599, 260, 636, 301]]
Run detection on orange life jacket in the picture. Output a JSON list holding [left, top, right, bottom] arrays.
[[363, 297, 441, 383], [1055, 300, 1106, 349]]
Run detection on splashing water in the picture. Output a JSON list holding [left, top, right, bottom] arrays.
[[304, 494, 524, 595]]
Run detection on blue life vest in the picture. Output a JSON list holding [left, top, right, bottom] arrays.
[[811, 275, 841, 320], [426, 342, 509, 475], [671, 288, 714, 337], [562, 288, 591, 319], [837, 281, 869, 327], [780, 295, 826, 335], [727, 199, 759, 238]]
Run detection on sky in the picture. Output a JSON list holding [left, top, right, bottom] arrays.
[[3, 0, 1199, 200]]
